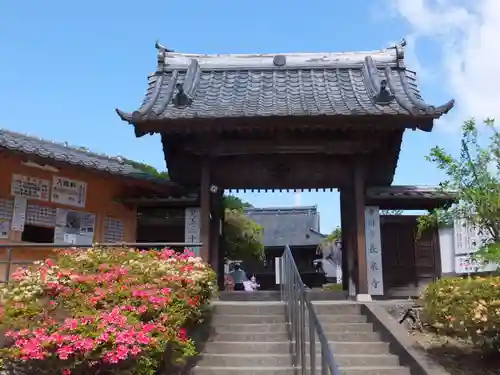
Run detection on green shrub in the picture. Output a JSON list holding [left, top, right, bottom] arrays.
[[422, 276, 500, 350], [0, 247, 216, 375]]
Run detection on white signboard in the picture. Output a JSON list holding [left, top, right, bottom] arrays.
[[11, 196, 27, 231], [364, 206, 384, 295], [454, 254, 498, 274], [453, 219, 488, 255], [11, 174, 50, 201], [51, 176, 87, 208], [184, 207, 201, 256]]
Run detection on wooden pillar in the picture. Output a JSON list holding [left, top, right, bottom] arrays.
[[200, 158, 211, 262], [218, 191, 226, 291], [353, 163, 368, 295], [210, 191, 222, 272], [339, 189, 350, 292]]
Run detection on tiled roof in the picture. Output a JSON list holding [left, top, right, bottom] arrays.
[[365, 185, 457, 210], [0, 129, 157, 179], [116, 40, 454, 126], [366, 186, 457, 200], [244, 206, 324, 248]]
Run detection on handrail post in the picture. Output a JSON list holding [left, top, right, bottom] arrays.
[[321, 346, 328, 375], [309, 310, 316, 374], [280, 245, 341, 375], [299, 289, 306, 375]]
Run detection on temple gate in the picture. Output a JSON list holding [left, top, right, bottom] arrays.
[[116, 40, 454, 299]]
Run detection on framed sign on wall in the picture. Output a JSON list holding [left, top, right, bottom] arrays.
[[11, 174, 50, 201], [51, 176, 87, 208]]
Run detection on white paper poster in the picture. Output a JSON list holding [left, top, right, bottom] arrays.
[[454, 254, 498, 274], [51, 176, 87, 208], [54, 208, 95, 245], [11, 174, 50, 201], [184, 207, 201, 256], [364, 206, 384, 295], [11, 196, 27, 231], [0, 220, 9, 238]]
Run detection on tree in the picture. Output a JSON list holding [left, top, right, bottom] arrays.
[[417, 118, 500, 265], [221, 195, 265, 261], [317, 227, 342, 269], [222, 195, 253, 211], [325, 226, 342, 242], [123, 158, 170, 179], [223, 209, 265, 261]]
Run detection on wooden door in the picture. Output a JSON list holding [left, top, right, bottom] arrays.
[[380, 215, 440, 296]]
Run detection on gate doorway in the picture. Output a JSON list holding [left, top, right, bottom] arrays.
[[380, 215, 441, 297]]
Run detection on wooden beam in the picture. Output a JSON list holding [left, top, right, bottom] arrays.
[[185, 139, 380, 156]]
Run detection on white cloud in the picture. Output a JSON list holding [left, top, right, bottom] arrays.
[[389, 0, 500, 126]]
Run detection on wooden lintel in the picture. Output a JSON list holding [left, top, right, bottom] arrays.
[[186, 139, 379, 156]]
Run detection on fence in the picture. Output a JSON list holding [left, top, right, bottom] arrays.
[[0, 242, 202, 283], [280, 245, 340, 375]]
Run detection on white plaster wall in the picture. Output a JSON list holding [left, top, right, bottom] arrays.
[[438, 227, 455, 274]]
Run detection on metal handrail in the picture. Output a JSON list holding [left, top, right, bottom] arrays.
[[0, 242, 202, 283], [280, 245, 341, 375]]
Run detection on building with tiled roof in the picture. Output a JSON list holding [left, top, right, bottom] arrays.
[[0, 129, 196, 281]]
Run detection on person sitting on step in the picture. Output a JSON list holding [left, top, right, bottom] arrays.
[[229, 263, 249, 291]]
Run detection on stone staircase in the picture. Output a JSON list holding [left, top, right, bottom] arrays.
[[191, 301, 411, 375]]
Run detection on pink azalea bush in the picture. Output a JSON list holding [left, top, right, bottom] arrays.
[[0, 247, 216, 375]]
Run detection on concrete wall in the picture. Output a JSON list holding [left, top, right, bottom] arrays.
[[0, 153, 138, 280]]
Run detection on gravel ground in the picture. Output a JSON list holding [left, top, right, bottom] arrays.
[[383, 302, 499, 375], [410, 330, 498, 375]]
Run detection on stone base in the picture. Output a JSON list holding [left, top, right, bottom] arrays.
[[356, 293, 372, 302]]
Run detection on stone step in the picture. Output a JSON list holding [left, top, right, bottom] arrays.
[[212, 314, 286, 324], [312, 304, 361, 315], [212, 323, 289, 333], [217, 290, 349, 302], [191, 366, 410, 375], [212, 322, 374, 334], [197, 353, 400, 367], [210, 331, 381, 342], [202, 341, 391, 355], [219, 291, 282, 301], [213, 303, 286, 315], [212, 314, 367, 324], [312, 314, 367, 323]]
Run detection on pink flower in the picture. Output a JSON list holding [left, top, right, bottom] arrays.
[[56, 345, 74, 360]]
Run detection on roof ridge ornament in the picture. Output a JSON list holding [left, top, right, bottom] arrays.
[[387, 39, 406, 66], [155, 40, 174, 69]]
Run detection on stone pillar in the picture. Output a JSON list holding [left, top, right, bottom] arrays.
[[184, 207, 201, 256], [364, 206, 384, 295], [353, 163, 369, 299]]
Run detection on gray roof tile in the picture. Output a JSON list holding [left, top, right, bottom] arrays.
[[0, 129, 152, 178], [366, 186, 457, 201], [116, 41, 454, 125], [244, 206, 325, 248]]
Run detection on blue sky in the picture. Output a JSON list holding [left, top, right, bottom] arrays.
[[0, 0, 484, 234]]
